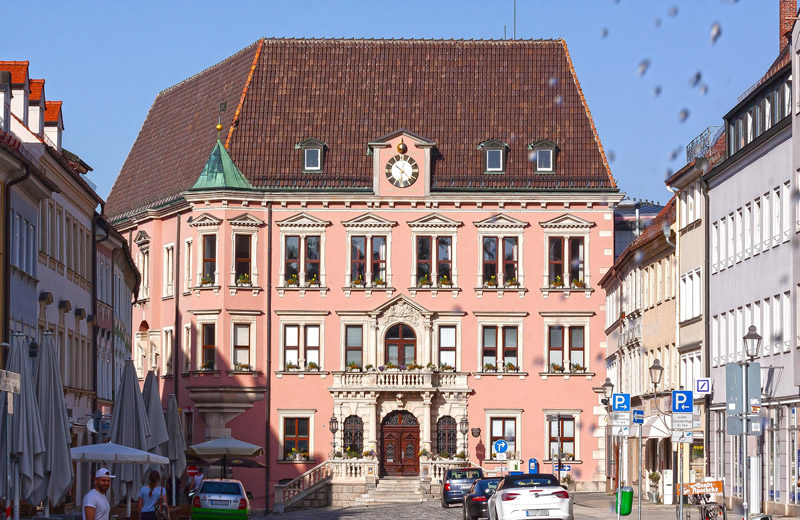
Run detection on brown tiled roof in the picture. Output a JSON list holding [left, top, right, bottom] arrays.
[[29, 79, 44, 102], [44, 101, 62, 124], [107, 39, 616, 219], [0, 61, 29, 85]]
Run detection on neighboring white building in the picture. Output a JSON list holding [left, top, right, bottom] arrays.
[[706, 37, 798, 516]]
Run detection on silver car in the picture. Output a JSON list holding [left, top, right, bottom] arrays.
[[191, 479, 250, 520]]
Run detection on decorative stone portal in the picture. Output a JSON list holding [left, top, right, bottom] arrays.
[[381, 411, 419, 476]]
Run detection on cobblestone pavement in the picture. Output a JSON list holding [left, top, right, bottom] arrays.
[[261, 493, 682, 520]]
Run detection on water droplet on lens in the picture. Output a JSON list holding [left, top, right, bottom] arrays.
[[668, 6, 678, 17], [710, 22, 722, 45], [690, 71, 702, 88], [655, 18, 662, 28], [700, 84, 709, 95], [653, 85, 662, 97], [638, 59, 651, 76], [679, 109, 690, 122], [549, 77, 558, 87], [634, 251, 644, 264], [555, 95, 564, 106], [528, 150, 537, 162], [664, 168, 674, 179], [601, 27, 609, 38], [607, 150, 616, 163]]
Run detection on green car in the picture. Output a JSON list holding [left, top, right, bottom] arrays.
[[191, 479, 250, 520]]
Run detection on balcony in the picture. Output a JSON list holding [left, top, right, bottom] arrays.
[[329, 370, 470, 392]]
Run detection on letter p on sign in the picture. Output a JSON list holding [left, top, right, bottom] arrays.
[[672, 390, 693, 413]]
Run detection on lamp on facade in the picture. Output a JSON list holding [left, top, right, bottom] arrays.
[[601, 378, 614, 404], [743, 325, 762, 361], [329, 414, 339, 454], [459, 415, 469, 457], [649, 359, 663, 390]]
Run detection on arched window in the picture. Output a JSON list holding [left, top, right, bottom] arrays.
[[385, 324, 416, 367], [343, 415, 364, 454], [436, 415, 457, 456]]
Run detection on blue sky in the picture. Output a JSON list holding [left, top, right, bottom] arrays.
[[4, 0, 777, 205]]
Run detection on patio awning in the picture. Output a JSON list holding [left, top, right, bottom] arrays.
[[642, 415, 672, 438]]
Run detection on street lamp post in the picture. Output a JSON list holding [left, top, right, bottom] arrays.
[[601, 378, 615, 491], [741, 325, 762, 519], [459, 415, 470, 459], [329, 414, 339, 456], [647, 360, 663, 520]]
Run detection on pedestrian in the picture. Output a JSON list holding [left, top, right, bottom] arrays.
[[190, 467, 204, 494], [83, 468, 114, 520], [137, 471, 167, 520]]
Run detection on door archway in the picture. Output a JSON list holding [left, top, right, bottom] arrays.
[[380, 411, 420, 476]]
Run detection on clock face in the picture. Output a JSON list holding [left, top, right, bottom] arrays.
[[385, 154, 419, 188]]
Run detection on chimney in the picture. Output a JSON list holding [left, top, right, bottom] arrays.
[[780, 0, 797, 51], [0, 61, 29, 126], [28, 79, 45, 137], [44, 101, 63, 152], [0, 70, 10, 132]]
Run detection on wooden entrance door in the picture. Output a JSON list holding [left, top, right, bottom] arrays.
[[381, 411, 420, 476]]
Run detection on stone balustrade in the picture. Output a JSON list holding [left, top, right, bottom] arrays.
[[331, 370, 470, 391], [420, 459, 472, 483]]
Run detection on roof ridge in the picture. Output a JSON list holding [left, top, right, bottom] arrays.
[[560, 39, 616, 189], [258, 37, 562, 44], [225, 38, 264, 149], [156, 39, 262, 98]]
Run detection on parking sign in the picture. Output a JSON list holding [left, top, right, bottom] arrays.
[[612, 393, 631, 412], [672, 390, 693, 413]]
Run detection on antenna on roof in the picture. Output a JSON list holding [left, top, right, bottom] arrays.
[[216, 101, 227, 140], [504, 25, 507, 40], [514, 0, 517, 39]]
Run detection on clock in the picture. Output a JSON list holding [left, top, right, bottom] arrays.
[[385, 154, 419, 188]]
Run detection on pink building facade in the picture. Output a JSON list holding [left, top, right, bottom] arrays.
[[107, 38, 622, 510]]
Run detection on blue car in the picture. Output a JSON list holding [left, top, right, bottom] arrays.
[[441, 468, 484, 508]]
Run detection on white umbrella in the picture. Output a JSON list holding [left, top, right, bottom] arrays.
[[70, 443, 169, 464], [32, 333, 74, 514], [188, 436, 263, 477], [165, 395, 186, 505], [109, 360, 152, 515], [142, 371, 169, 459], [0, 334, 46, 520]]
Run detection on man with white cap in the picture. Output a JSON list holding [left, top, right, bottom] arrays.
[[83, 468, 115, 520]]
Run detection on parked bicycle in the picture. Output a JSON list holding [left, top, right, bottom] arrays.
[[688, 493, 726, 520]]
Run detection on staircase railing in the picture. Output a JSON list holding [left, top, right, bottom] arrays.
[[273, 460, 332, 513]]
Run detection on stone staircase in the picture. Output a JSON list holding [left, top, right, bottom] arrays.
[[352, 477, 427, 506]]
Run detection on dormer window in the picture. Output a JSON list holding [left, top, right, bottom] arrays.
[[477, 139, 509, 174], [304, 148, 321, 171], [528, 140, 558, 173], [295, 138, 327, 173]]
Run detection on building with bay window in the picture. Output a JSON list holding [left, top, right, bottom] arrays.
[[105, 38, 621, 511]]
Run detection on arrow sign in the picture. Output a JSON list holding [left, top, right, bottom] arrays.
[[633, 410, 644, 424], [493, 439, 508, 454]]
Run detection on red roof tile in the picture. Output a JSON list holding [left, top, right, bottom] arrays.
[[29, 79, 44, 102], [107, 39, 617, 218], [0, 61, 29, 85], [44, 101, 62, 124]]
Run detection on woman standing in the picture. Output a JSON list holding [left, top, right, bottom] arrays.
[[137, 471, 167, 520]]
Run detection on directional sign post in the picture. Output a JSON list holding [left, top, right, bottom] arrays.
[[632, 410, 644, 425], [493, 439, 508, 460]]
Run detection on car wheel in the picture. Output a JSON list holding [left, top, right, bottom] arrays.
[[442, 499, 449, 509]]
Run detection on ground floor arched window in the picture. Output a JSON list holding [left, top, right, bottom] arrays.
[[343, 415, 364, 454], [437, 415, 457, 456]]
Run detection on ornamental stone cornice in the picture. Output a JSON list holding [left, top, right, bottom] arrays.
[[275, 212, 331, 230], [341, 212, 398, 230], [406, 212, 463, 231], [473, 213, 529, 230], [539, 213, 595, 230], [189, 213, 223, 228]]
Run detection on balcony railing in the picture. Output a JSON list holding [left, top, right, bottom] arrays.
[[331, 370, 470, 390]]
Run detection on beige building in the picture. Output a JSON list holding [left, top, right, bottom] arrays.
[[601, 197, 678, 502]]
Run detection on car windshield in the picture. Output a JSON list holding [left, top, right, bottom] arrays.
[[506, 476, 559, 488], [449, 469, 482, 480], [200, 482, 242, 495], [475, 480, 501, 493]]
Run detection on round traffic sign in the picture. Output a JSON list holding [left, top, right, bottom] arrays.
[[186, 465, 199, 477], [493, 439, 508, 454]]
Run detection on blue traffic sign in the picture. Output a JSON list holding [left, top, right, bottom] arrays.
[[612, 393, 631, 411], [493, 439, 509, 454], [528, 458, 539, 473], [633, 410, 644, 424], [672, 390, 694, 413]]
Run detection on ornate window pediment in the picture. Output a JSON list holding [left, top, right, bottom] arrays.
[[342, 212, 398, 231], [134, 230, 151, 247], [407, 213, 463, 231], [539, 213, 595, 230], [276, 212, 332, 231], [473, 213, 529, 231], [228, 213, 265, 227], [189, 213, 223, 228]]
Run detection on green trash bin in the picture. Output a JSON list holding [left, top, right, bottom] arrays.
[[615, 486, 634, 516]]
